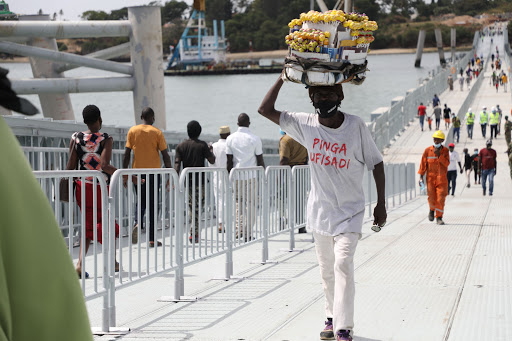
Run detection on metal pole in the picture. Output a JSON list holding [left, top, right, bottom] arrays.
[[10, 76, 134, 95], [0, 20, 131, 39], [0, 41, 133, 75], [415, 30, 426, 67], [344, 0, 352, 13], [128, 6, 166, 130], [225, 171, 233, 278], [262, 170, 269, 263], [19, 15, 74, 121], [56, 42, 131, 73]]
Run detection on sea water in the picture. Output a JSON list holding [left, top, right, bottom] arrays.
[[1, 51, 452, 140]]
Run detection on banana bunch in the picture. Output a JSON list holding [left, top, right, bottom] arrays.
[[287, 10, 378, 50], [288, 10, 347, 27], [285, 28, 331, 53]]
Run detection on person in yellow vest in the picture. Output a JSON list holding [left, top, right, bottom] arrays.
[[489, 107, 500, 139], [465, 108, 475, 139], [502, 73, 508, 92], [480, 106, 488, 138]]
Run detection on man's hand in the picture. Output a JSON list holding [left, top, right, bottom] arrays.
[[434, 147, 440, 157], [373, 202, 387, 227]]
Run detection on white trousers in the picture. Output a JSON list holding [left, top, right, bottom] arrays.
[[314, 231, 359, 332]]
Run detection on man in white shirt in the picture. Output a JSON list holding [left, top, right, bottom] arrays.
[[258, 75, 386, 341], [209, 125, 230, 232], [447, 143, 463, 196], [226, 114, 265, 241]]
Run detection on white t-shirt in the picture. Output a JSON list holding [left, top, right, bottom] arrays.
[[280, 111, 383, 236], [209, 138, 228, 168], [448, 150, 460, 171], [226, 127, 263, 168]]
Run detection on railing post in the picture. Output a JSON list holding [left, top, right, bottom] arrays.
[[367, 169, 372, 218], [287, 168, 295, 251], [225, 171, 234, 278], [174, 183, 185, 300], [262, 169, 270, 262], [108, 181, 117, 328]]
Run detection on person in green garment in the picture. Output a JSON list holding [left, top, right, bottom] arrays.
[[0, 67, 93, 341]]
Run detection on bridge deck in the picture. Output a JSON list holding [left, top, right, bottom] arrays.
[[90, 34, 512, 341]]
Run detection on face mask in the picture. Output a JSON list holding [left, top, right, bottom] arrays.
[[433, 143, 442, 148], [314, 100, 339, 118]]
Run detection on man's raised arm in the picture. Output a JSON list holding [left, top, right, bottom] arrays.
[[258, 73, 285, 125]]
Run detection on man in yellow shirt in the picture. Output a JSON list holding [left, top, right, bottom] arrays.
[[279, 130, 309, 232], [123, 107, 172, 247], [279, 130, 308, 167]]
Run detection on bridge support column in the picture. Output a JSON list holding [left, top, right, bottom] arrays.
[[20, 15, 74, 121], [414, 30, 426, 67], [434, 28, 446, 66], [451, 28, 456, 63], [128, 6, 166, 130]]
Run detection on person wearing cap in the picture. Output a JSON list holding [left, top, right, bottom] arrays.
[[209, 125, 230, 232], [279, 128, 308, 233], [418, 130, 450, 225], [258, 74, 386, 341], [478, 140, 497, 196], [446, 143, 463, 196], [480, 106, 489, 138], [123, 107, 173, 247], [175, 120, 216, 243], [0, 67, 94, 341], [465, 108, 475, 139], [489, 107, 500, 139]]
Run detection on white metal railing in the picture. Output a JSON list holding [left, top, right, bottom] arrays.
[[368, 32, 482, 152], [34, 170, 110, 333], [34, 162, 416, 332]]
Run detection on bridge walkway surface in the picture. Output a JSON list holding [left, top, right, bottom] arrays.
[[91, 34, 512, 341]]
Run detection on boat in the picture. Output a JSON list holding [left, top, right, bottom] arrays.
[[166, 0, 227, 71]]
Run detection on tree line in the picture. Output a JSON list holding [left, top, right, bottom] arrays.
[[72, 0, 508, 54]]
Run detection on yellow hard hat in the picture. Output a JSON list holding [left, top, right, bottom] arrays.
[[432, 130, 445, 140]]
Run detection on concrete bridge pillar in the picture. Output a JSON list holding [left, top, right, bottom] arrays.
[[128, 6, 166, 130], [434, 28, 446, 66], [414, 30, 426, 68], [19, 15, 74, 121]]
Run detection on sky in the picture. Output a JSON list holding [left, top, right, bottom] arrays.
[[8, 0, 194, 21]]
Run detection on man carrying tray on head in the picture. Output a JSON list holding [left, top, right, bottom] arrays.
[[258, 73, 386, 341]]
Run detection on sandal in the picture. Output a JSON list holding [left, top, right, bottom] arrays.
[[76, 269, 89, 279], [149, 241, 162, 247]]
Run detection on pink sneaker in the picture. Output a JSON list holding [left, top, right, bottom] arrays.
[[320, 320, 334, 340], [336, 329, 352, 341]]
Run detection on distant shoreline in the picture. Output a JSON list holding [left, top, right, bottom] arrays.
[[226, 45, 473, 60], [0, 45, 473, 64]]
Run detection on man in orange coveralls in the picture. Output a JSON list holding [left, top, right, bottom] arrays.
[[418, 130, 450, 225]]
